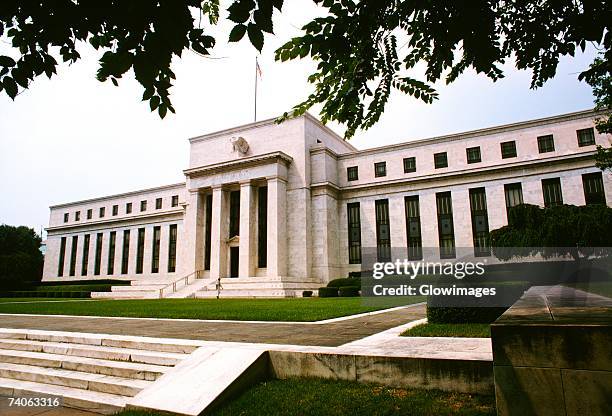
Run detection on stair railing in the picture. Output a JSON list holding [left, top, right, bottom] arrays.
[[159, 269, 206, 298]]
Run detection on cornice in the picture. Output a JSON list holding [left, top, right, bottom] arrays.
[[310, 145, 339, 159], [183, 151, 293, 178]]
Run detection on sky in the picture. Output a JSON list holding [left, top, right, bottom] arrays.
[[0, 1, 599, 236]]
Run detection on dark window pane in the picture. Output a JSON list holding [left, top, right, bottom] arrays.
[[58, 237, 66, 276], [582, 172, 606, 205], [542, 178, 563, 207], [577, 128, 595, 147], [168, 224, 177, 272], [403, 157, 416, 173], [81, 234, 90, 276], [537, 135, 555, 153], [436, 192, 455, 258], [500, 141, 517, 158], [156, 198, 162, 209], [107, 231, 116, 274], [229, 190, 241, 238], [375, 199, 391, 262], [466, 147, 481, 164], [151, 226, 160, 273], [469, 188, 490, 257], [136, 228, 145, 274], [405, 196, 422, 260], [434, 152, 448, 169], [374, 162, 386, 177], [121, 230, 130, 274], [347, 202, 361, 264], [258, 187, 268, 268], [347, 166, 359, 181]]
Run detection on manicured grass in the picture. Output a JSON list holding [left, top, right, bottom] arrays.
[[402, 323, 491, 338], [117, 378, 496, 416], [564, 282, 612, 298], [0, 297, 418, 321]]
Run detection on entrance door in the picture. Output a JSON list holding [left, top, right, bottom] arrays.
[[230, 247, 239, 278]]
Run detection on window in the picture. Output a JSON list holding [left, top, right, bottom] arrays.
[[107, 231, 116, 275], [582, 172, 606, 205], [204, 194, 213, 270], [112, 205, 118, 216], [136, 228, 145, 274], [69, 235, 78, 276], [168, 224, 177, 273], [434, 152, 448, 169], [537, 135, 555, 153], [58, 237, 66, 276], [126, 203, 132, 214], [469, 188, 490, 257], [63, 213, 69, 223], [257, 187, 267, 268], [375, 199, 391, 262], [403, 157, 416, 173], [374, 162, 386, 178], [171, 195, 179, 207], [121, 230, 130, 274], [229, 190, 241, 238], [577, 128, 595, 147], [542, 178, 563, 207], [99, 207, 105, 218], [504, 183, 524, 219], [501, 141, 517, 159], [404, 196, 422, 260], [155, 198, 162, 209], [75, 211, 80, 221], [347, 202, 361, 264], [466, 146, 481, 164], [347, 166, 359, 181], [436, 192, 456, 259], [151, 226, 160, 273], [81, 234, 90, 276], [94, 233, 103, 275], [87, 209, 92, 220], [140, 200, 147, 212]]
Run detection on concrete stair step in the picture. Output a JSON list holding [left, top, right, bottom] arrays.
[[0, 339, 187, 366], [0, 362, 151, 396], [91, 291, 160, 299], [112, 285, 165, 292], [0, 376, 126, 415], [196, 289, 317, 298], [0, 349, 167, 381]]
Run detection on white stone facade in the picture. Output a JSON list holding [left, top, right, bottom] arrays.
[[43, 110, 612, 296]]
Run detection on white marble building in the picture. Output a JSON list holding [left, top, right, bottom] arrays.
[[42, 109, 612, 297]]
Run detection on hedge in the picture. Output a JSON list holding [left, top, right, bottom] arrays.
[[318, 287, 339, 297], [338, 286, 360, 297], [327, 278, 361, 289], [0, 290, 91, 298], [426, 306, 508, 324]]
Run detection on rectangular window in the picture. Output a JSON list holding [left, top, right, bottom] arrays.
[[542, 178, 563, 207], [436, 192, 456, 259], [500, 141, 517, 159], [126, 203, 132, 214], [69, 235, 78, 276], [107, 231, 116, 275], [112, 205, 118, 216], [168, 224, 177, 273], [63, 213, 69, 223], [140, 200, 147, 212], [374, 162, 387, 178], [403, 157, 416, 173], [204, 194, 213, 270], [257, 187, 268, 268], [466, 146, 481, 164], [434, 152, 448, 169], [347, 166, 358, 181], [375, 199, 391, 262], [151, 226, 160, 273], [99, 207, 105, 218], [171, 195, 179, 207], [75, 211, 80, 221], [347, 202, 361, 264], [87, 209, 92, 220], [58, 237, 66, 276], [121, 230, 130, 274], [404, 196, 422, 260], [537, 135, 555, 153], [582, 172, 606, 205], [229, 190, 241, 238], [155, 198, 162, 209], [577, 128, 595, 147], [94, 233, 103, 275], [504, 183, 524, 219], [469, 188, 491, 257], [136, 228, 145, 274], [81, 234, 90, 276]]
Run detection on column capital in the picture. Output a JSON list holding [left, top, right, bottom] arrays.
[[239, 179, 253, 186], [211, 184, 224, 191]]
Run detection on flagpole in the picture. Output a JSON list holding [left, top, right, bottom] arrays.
[[254, 57, 258, 122]]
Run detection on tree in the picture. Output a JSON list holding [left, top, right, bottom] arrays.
[[0, 1, 610, 138], [0, 225, 44, 288]]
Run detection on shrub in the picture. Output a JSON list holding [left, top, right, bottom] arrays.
[[318, 287, 339, 297], [302, 290, 313, 297], [338, 286, 360, 297], [427, 306, 508, 324], [327, 278, 361, 289]]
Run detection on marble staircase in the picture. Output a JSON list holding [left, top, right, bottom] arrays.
[[196, 277, 322, 298]]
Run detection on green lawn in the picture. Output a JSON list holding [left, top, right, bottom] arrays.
[[402, 323, 491, 338], [564, 282, 612, 298], [117, 378, 496, 416], [0, 297, 417, 321]]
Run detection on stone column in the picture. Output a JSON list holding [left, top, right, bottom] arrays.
[[210, 185, 229, 279], [238, 180, 256, 277], [181, 190, 205, 276], [266, 177, 287, 278]]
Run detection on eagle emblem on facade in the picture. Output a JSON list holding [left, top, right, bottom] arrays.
[[231, 136, 250, 155]]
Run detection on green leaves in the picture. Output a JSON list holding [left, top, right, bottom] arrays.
[[227, 0, 283, 50], [3, 77, 17, 99], [229, 24, 247, 42], [247, 24, 264, 51], [0, 56, 16, 68]]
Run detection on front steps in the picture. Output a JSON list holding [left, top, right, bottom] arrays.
[[0, 329, 198, 414]]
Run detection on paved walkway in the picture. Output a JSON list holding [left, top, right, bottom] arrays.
[[0, 304, 426, 347]]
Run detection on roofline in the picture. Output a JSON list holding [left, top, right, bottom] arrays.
[[49, 182, 186, 209], [339, 108, 606, 159]]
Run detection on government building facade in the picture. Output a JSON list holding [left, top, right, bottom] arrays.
[[42, 109, 612, 298]]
